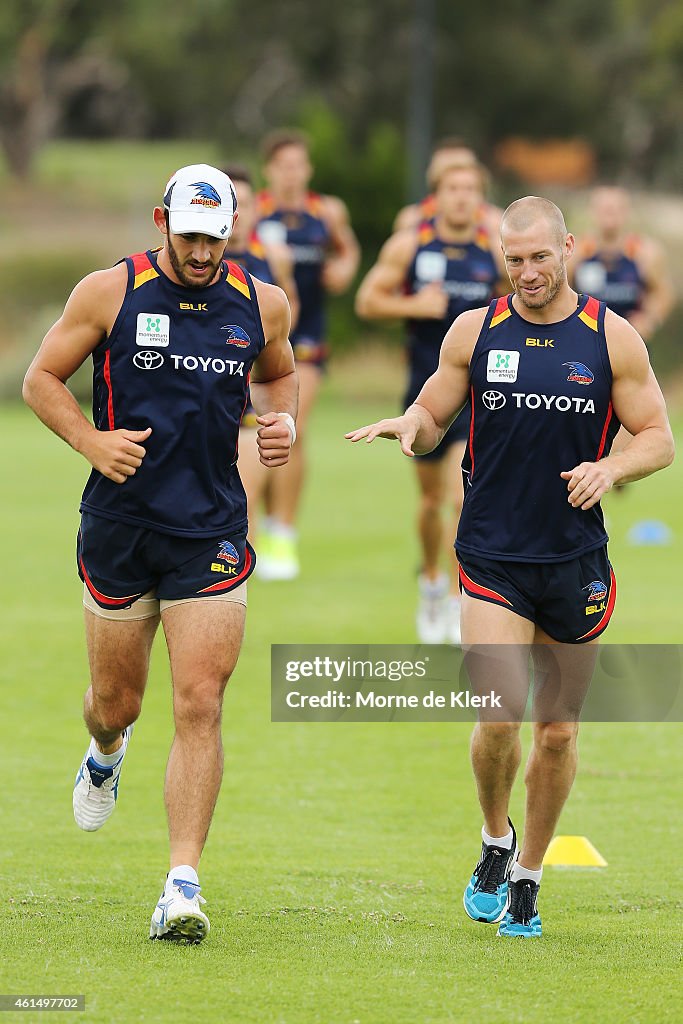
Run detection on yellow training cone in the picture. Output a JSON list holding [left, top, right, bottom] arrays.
[[543, 835, 607, 867]]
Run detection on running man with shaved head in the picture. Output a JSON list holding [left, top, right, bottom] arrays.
[[347, 195, 674, 937]]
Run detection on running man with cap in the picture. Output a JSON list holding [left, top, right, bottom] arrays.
[[23, 164, 298, 943], [347, 196, 674, 937]]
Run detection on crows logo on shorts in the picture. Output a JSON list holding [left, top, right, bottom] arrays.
[[217, 540, 240, 565], [221, 324, 251, 348], [583, 579, 608, 601], [563, 361, 594, 385]]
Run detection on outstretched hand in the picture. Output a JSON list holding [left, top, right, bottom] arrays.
[[345, 416, 417, 458]]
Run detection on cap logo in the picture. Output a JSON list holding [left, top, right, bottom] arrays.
[[190, 181, 222, 208]]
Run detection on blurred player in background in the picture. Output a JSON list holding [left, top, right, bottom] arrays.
[[348, 195, 674, 938], [255, 130, 360, 579], [572, 186, 674, 342], [394, 137, 503, 239], [222, 164, 299, 549], [356, 160, 506, 643], [23, 164, 297, 944], [572, 185, 675, 461]]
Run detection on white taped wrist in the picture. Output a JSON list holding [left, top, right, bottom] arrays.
[[275, 412, 296, 445]]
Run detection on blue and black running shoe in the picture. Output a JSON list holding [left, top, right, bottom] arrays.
[[463, 819, 517, 923], [497, 876, 542, 937]]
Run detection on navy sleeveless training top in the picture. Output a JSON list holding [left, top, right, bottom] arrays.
[[456, 294, 621, 562], [256, 190, 329, 343], [406, 221, 498, 386], [80, 249, 265, 537], [228, 233, 275, 284], [574, 237, 645, 320]]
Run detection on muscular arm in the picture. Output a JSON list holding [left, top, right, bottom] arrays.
[[354, 230, 448, 321], [629, 238, 675, 341], [249, 279, 298, 466], [22, 265, 153, 483], [264, 241, 300, 330], [345, 307, 484, 456], [321, 195, 360, 294], [560, 310, 674, 508]]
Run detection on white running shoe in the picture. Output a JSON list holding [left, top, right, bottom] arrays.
[[446, 595, 462, 646], [72, 726, 132, 832], [257, 533, 299, 581], [416, 573, 449, 643], [149, 875, 210, 944]]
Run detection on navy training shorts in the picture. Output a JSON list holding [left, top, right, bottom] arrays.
[[456, 546, 616, 644], [77, 512, 255, 611]]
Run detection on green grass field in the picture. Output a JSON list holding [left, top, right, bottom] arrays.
[[1, 391, 681, 1024]]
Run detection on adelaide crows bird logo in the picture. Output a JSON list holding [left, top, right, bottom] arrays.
[[563, 361, 594, 385], [217, 540, 239, 565], [583, 579, 607, 602], [221, 325, 251, 348], [190, 182, 222, 208]]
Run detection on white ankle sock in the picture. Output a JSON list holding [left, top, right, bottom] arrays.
[[510, 861, 543, 885], [89, 734, 125, 767], [482, 825, 514, 850], [168, 864, 199, 886]]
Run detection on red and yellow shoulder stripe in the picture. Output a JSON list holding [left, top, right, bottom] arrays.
[[419, 194, 437, 218], [131, 251, 159, 290], [305, 191, 324, 217], [578, 295, 600, 332], [418, 219, 436, 246], [490, 295, 512, 328], [623, 234, 642, 260], [248, 231, 266, 259], [225, 260, 251, 299], [256, 189, 276, 217]]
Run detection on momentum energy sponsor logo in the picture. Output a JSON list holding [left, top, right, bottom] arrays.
[[136, 312, 170, 347], [133, 351, 164, 370], [487, 349, 520, 383]]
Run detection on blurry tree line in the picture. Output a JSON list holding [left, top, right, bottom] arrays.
[[2, 0, 683, 392], [3, 0, 683, 188]]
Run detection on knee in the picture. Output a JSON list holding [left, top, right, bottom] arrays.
[[173, 680, 226, 730], [89, 690, 141, 734], [475, 721, 521, 754], [534, 722, 577, 754], [420, 489, 443, 515]]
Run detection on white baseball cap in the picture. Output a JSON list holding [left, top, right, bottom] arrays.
[[163, 164, 237, 239]]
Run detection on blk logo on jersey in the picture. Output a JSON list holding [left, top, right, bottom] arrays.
[[133, 350, 164, 370], [487, 349, 519, 382], [482, 390, 506, 410], [136, 312, 170, 347], [563, 361, 594, 385], [583, 580, 607, 602], [217, 540, 239, 565], [221, 324, 251, 348]]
